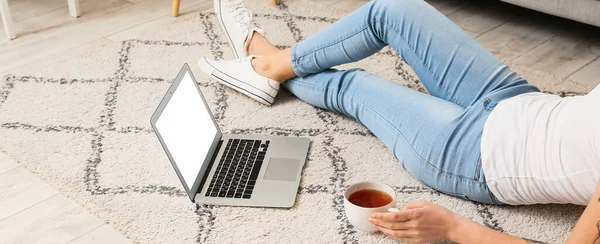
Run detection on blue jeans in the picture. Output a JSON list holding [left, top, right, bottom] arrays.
[[282, 0, 539, 204]]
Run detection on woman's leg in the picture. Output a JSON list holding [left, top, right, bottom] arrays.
[[282, 69, 498, 204], [242, 0, 507, 204], [251, 0, 538, 107], [246, 41, 495, 203]]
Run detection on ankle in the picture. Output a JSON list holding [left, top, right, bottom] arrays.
[[246, 32, 281, 56], [245, 32, 257, 56], [251, 57, 281, 82]]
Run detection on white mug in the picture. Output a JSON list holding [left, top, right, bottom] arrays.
[[344, 181, 399, 233]]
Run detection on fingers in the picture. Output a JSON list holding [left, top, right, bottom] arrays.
[[370, 208, 421, 222], [369, 218, 412, 230], [376, 225, 407, 238], [375, 225, 419, 242]]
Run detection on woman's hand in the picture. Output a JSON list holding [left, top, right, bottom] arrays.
[[368, 201, 463, 243]]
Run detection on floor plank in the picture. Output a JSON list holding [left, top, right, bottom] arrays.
[[0, 151, 130, 244], [513, 25, 600, 78], [309, 0, 344, 6], [68, 224, 133, 244], [0, 0, 205, 73], [0, 151, 19, 174], [106, 0, 214, 43], [0, 166, 59, 220], [568, 57, 600, 87], [0, 194, 105, 244], [447, 1, 520, 36], [0, 0, 129, 45], [123, 0, 152, 4], [5, 0, 66, 23], [476, 13, 558, 62], [465, 29, 479, 38], [0, 0, 133, 65], [425, 0, 467, 15]]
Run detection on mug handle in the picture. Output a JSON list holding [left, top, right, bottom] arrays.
[[388, 208, 400, 212]]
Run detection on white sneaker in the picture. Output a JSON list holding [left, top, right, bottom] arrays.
[[198, 55, 279, 106], [215, 0, 266, 58]]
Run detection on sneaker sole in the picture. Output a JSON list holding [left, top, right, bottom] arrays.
[[199, 59, 275, 106], [215, 0, 244, 59]]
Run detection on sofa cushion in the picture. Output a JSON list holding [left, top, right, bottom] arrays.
[[500, 0, 600, 27]]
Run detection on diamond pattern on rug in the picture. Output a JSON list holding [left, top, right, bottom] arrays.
[[0, 79, 109, 127], [0, 0, 589, 243]]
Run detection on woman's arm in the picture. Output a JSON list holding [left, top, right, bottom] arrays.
[[449, 213, 543, 243], [369, 202, 539, 243], [566, 180, 600, 244], [370, 180, 600, 243]]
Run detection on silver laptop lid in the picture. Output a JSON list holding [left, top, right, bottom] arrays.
[[150, 64, 222, 202]]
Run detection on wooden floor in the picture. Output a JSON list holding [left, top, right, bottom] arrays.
[[0, 0, 598, 243], [0, 151, 132, 244]]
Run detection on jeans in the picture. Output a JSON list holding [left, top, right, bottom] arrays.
[[282, 0, 540, 204]]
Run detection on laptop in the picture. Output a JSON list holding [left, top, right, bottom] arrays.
[[150, 64, 310, 208]]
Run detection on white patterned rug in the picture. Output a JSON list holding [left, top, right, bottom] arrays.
[[0, 0, 595, 243]]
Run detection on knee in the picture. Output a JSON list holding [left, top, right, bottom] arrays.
[[332, 69, 371, 93], [368, 0, 419, 34], [329, 68, 373, 106], [369, 0, 393, 18]]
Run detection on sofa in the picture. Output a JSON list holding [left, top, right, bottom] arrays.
[[500, 0, 600, 27]]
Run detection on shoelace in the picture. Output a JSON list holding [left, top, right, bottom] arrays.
[[226, 0, 257, 30]]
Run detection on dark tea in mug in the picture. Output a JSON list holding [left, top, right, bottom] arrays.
[[348, 189, 393, 208]]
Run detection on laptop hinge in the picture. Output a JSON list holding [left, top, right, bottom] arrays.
[[197, 139, 223, 194]]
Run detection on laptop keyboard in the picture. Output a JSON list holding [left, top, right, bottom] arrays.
[[205, 139, 270, 199]]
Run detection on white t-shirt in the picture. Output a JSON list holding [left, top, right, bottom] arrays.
[[481, 84, 600, 205]]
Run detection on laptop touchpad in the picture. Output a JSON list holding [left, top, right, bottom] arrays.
[[263, 158, 301, 182]]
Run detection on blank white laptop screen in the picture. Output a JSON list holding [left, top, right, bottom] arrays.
[[154, 71, 218, 189]]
